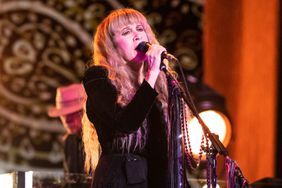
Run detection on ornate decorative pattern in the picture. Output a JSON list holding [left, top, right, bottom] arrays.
[[0, 0, 203, 170]]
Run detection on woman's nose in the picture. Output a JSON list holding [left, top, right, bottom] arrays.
[[133, 32, 140, 41]]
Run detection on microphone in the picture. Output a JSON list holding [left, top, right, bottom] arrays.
[[136, 41, 178, 71]]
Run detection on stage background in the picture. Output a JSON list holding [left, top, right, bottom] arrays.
[[0, 0, 281, 184]]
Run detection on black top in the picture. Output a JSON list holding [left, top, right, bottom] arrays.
[[64, 133, 85, 174], [83, 66, 169, 187]]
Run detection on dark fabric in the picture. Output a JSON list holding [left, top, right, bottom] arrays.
[[147, 101, 169, 188], [63, 134, 85, 174], [83, 66, 169, 188], [83, 66, 158, 134], [124, 154, 147, 184], [92, 154, 147, 188]]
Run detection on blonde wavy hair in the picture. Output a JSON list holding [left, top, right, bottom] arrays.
[[82, 109, 101, 174], [92, 8, 169, 105], [83, 8, 171, 174]]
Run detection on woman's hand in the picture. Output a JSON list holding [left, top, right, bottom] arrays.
[[145, 44, 166, 88]]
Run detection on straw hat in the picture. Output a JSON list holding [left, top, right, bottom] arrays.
[[48, 83, 86, 117]]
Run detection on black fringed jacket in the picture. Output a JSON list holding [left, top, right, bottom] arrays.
[[83, 66, 169, 188]]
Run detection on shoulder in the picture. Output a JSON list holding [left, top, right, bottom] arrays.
[[83, 66, 116, 96], [83, 66, 108, 85]]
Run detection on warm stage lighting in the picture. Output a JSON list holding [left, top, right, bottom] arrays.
[[183, 75, 232, 158], [187, 110, 232, 157]]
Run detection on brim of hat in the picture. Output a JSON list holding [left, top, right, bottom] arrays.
[[48, 103, 84, 117]]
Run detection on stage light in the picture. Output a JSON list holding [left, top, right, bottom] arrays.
[[187, 110, 231, 157], [184, 75, 232, 158], [0, 173, 13, 188], [0, 171, 33, 188]]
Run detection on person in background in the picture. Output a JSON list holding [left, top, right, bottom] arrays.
[[82, 8, 184, 188], [48, 83, 86, 174]]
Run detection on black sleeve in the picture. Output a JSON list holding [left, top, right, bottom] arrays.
[[83, 66, 158, 133]]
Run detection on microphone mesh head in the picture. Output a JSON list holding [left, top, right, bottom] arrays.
[[136, 41, 150, 53]]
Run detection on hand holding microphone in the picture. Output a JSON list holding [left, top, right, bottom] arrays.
[[135, 41, 177, 87], [136, 41, 178, 71]]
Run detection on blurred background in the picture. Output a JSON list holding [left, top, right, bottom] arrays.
[[0, 0, 281, 185]]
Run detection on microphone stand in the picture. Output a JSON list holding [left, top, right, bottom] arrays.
[[166, 70, 189, 188], [163, 67, 228, 155], [162, 62, 237, 188]]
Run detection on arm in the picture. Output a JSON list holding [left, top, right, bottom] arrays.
[[144, 44, 166, 88], [83, 66, 158, 133]]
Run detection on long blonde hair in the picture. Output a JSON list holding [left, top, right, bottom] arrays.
[[82, 110, 100, 174], [93, 8, 168, 106], [83, 8, 170, 173]]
